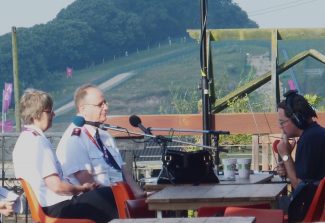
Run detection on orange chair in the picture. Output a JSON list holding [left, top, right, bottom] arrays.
[[111, 182, 135, 219], [125, 198, 156, 218], [302, 177, 325, 222], [224, 206, 284, 223], [19, 178, 95, 223], [197, 203, 271, 217]]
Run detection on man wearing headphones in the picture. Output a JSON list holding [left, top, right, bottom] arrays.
[[276, 90, 325, 221], [276, 90, 325, 187]]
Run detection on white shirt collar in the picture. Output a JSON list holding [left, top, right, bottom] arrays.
[[84, 124, 97, 137], [24, 125, 46, 137]]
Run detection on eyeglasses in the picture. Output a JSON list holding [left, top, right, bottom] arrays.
[[279, 119, 290, 126], [43, 108, 54, 114], [84, 100, 108, 109]]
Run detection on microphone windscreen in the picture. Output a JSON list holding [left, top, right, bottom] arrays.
[[272, 139, 280, 154], [72, 116, 85, 127], [129, 115, 141, 127]]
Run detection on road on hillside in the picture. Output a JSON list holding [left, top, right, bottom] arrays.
[[54, 71, 136, 116], [54, 43, 197, 117]]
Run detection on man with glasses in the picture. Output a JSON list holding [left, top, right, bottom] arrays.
[[56, 84, 144, 198], [276, 90, 325, 222]]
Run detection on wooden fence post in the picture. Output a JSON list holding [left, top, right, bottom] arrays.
[[252, 135, 259, 171], [261, 135, 270, 171]]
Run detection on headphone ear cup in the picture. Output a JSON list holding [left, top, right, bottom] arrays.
[[291, 112, 307, 129], [284, 90, 308, 129]]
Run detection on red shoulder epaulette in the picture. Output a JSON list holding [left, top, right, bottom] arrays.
[[71, 128, 81, 136]]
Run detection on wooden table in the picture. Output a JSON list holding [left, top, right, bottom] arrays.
[[109, 216, 256, 223], [144, 173, 274, 192], [146, 183, 287, 218]]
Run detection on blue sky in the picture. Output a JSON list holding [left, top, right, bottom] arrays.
[[0, 0, 75, 35], [233, 0, 325, 28], [0, 0, 324, 35]]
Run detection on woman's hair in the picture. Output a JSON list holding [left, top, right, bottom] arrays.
[[74, 84, 97, 112], [20, 89, 53, 124]]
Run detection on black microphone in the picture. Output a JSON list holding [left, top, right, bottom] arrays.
[[207, 130, 230, 135], [72, 116, 121, 129], [129, 115, 152, 134]]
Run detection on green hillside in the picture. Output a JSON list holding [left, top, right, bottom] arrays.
[[0, 0, 257, 91], [4, 34, 325, 133], [48, 38, 272, 129], [48, 37, 324, 122]]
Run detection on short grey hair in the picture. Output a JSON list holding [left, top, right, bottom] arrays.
[[74, 84, 97, 112], [20, 89, 53, 125]]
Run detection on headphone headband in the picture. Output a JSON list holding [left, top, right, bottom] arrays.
[[283, 89, 298, 98], [283, 90, 307, 129]]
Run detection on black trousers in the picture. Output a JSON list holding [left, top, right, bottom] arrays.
[[43, 187, 118, 223]]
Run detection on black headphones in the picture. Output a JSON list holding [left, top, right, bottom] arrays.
[[284, 90, 308, 129]]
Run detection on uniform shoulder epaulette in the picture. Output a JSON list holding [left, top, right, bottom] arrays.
[[31, 131, 40, 136], [71, 128, 81, 136]]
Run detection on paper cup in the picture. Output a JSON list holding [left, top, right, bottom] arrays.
[[237, 158, 251, 179], [222, 158, 237, 179]]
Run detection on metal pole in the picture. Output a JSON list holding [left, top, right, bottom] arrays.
[[12, 27, 21, 132], [200, 0, 211, 146], [1, 91, 4, 133]]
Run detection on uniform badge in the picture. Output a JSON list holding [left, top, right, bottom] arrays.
[[32, 131, 40, 136], [71, 128, 81, 136]]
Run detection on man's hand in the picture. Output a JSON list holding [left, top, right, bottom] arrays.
[[276, 161, 287, 177], [277, 134, 296, 157], [0, 201, 14, 216], [81, 182, 100, 192]]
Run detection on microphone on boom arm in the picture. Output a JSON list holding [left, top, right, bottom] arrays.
[[207, 130, 230, 135], [72, 116, 121, 129], [129, 115, 152, 135]]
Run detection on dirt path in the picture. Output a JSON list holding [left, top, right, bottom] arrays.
[[54, 71, 136, 116]]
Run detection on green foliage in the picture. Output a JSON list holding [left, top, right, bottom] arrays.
[[0, 0, 256, 91], [227, 95, 250, 113], [304, 93, 325, 111], [219, 134, 251, 145], [304, 94, 323, 107], [160, 83, 200, 114]]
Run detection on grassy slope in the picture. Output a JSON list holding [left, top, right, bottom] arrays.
[[48, 38, 325, 130]]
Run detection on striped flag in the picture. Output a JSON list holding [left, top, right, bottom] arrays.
[[2, 82, 13, 113], [288, 79, 296, 90], [0, 120, 13, 132], [66, 67, 73, 78]]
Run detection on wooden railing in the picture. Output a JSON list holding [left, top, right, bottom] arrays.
[[106, 112, 325, 136], [107, 112, 325, 171], [2, 112, 324, 180]]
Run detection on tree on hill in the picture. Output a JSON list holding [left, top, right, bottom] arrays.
[[0, 0, 257, 90]]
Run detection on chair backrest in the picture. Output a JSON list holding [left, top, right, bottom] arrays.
[[224, 207, 284, 223], [320, 208, 325, 221], [111, 182, 135, 219], [303, 177, 325, 222], [125, 198, 156, 218], [197, 203, 271, 217], [19, 178, 95, 223]]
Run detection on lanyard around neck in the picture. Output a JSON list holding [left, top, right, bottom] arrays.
[[83, 127, 102, 150]]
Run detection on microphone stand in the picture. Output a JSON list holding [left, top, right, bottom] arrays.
[[105, 126, 205, 184], [148, 127, 230, 135], [148, 127, 230, 169], [105, 126, 230, 182], [103, 126, 222, 150]]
